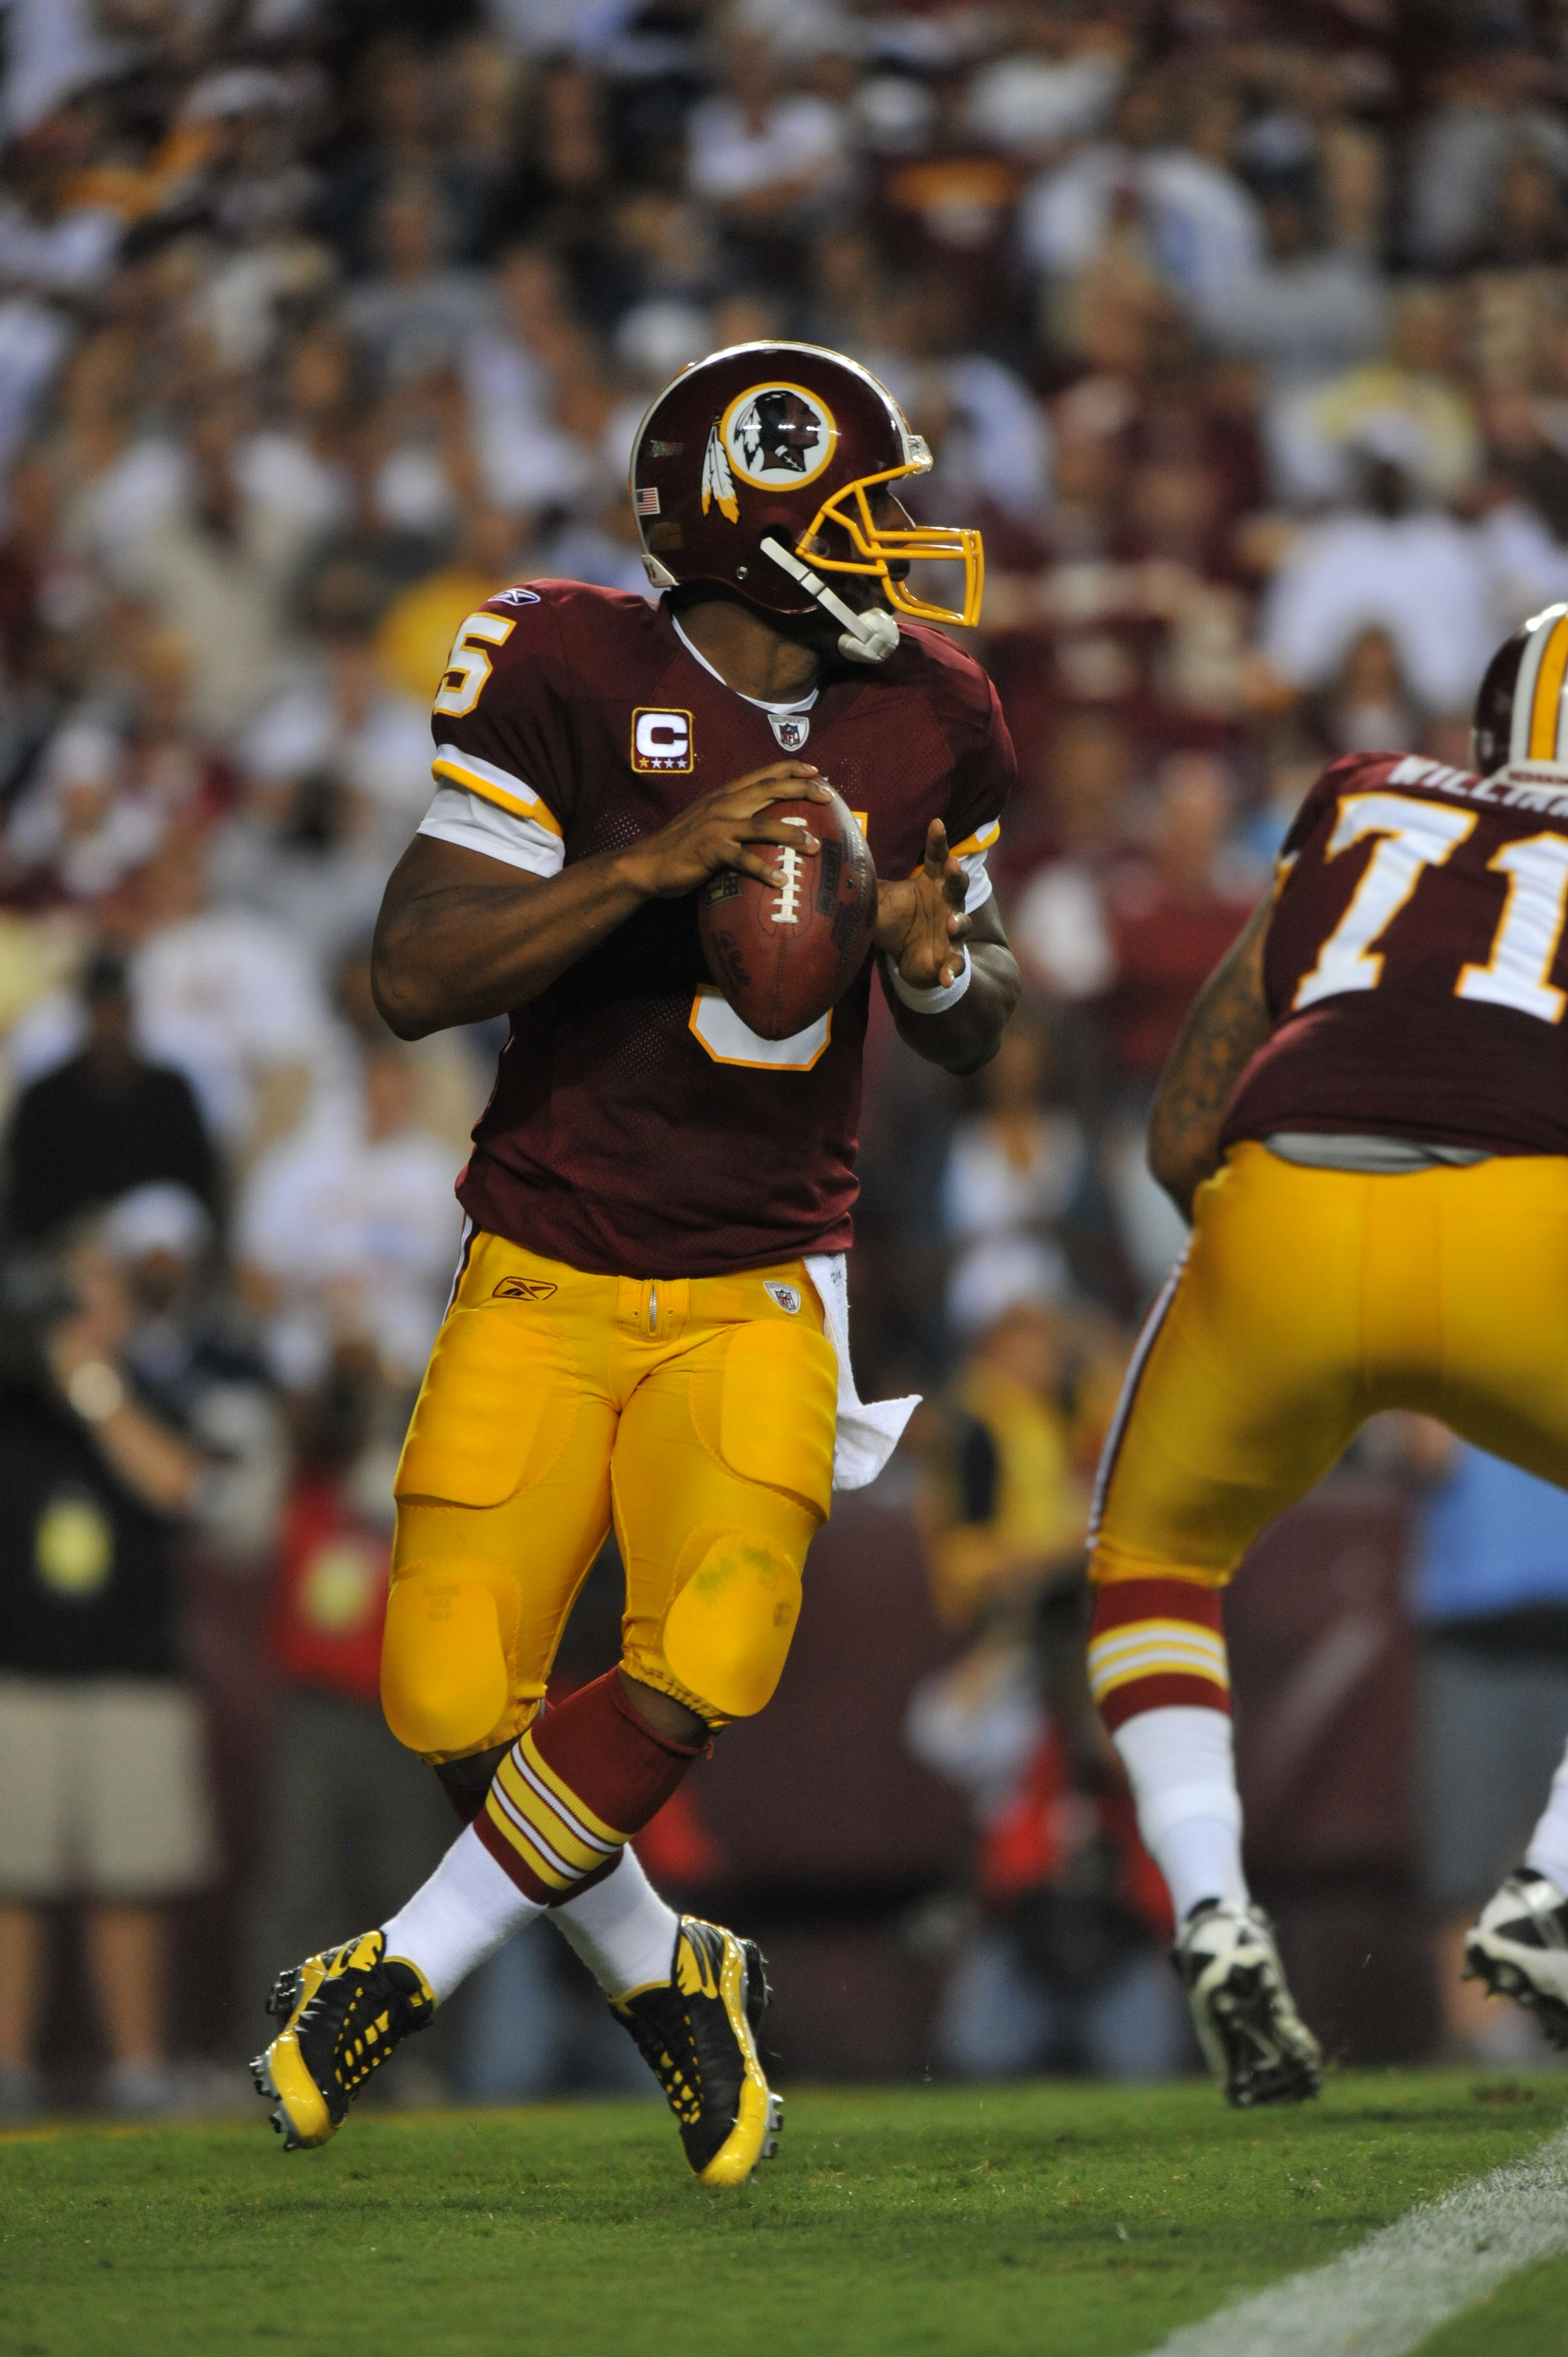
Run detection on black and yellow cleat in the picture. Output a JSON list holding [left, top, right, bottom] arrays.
[[250, 1928, 435, 2151], [612, 1916, 782, 2187]]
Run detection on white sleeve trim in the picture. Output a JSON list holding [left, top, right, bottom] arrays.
[[416, 783, 565, 878], [959, 850, 994, 914]]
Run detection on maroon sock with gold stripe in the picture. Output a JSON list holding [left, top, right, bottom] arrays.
[[1086, 1577, 1230, 1732], [474, 1671, 705, 1907]]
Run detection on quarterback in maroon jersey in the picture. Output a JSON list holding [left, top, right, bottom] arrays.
[[1084, 601, 1568, 2104], [250, 342, 1020, 2179]]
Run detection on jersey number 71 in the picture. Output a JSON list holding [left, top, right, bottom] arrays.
[[1293, 791, 1568, 1026]]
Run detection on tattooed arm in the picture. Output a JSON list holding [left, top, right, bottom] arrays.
[[1147, 891, 1276, 1221]]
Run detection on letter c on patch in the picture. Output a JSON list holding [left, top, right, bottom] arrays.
[[632, 708, 694, 772]]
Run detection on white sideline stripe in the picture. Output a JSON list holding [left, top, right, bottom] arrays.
[[1143, 2126, 1568, 2357]]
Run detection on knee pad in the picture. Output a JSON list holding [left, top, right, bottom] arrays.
[[380, 1557, 518, 1759], [660, 1534, 802, 1720]]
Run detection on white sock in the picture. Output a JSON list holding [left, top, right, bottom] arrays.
[[381, 1823, 544, 2003], [1524, 1737, 1568, 1893], [551, 1847, 681, 1999], [1113, 1704, 1249, 1922]]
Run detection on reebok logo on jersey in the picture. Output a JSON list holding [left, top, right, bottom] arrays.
[[631, 709, 694, 772], [492, 1277, 558, 1301], [763, 1282, 802, 1315]]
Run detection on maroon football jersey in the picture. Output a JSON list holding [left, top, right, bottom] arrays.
[[1224, 749, 1568, 1157], [423, 581, 1014, 1275]]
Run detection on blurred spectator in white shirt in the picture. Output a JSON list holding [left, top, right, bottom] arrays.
[[1016, 752, 1258, 1292], [0, 1, 149, 136], [463, 244, 611, 517], [941, 1014, 1089, 1339], [0, 115, 121, 486], [1404, 51, 1568, 272], [128, 832, 335, 1160], [0, 115, 121, 300], [341, 174, 492, 391], [1206, 182, 1386, 402], [1020, 72, 1262, 333], [237, 628, 434, 873], [237, 1040, 460, 1393], [108, 391, 321, 737], [1260, 434, 1494, 721], [964, 7, 1126, 162], [1471, 441, 1568, 640], [687, 28, 850, 233], [481, 0, 640, 64], [5, 718, 164, 905]]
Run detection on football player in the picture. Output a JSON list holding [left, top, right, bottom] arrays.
[[1084, 602, 1568, 2103], [251, 342, 1020, 2181]]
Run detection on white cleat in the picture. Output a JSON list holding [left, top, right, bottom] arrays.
[[1464, 1870, 1568, 2047], [1173, 1898, 1322, 2107]]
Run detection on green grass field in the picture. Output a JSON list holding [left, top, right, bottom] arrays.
[[2, 2071, 1565, 2357]]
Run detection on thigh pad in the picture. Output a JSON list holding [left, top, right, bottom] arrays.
[[395, 1303, 577, 1509], [689, 1319, 838, 1521]]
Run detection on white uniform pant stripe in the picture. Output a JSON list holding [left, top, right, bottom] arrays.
[[1089, 1244, 1189, 1546]]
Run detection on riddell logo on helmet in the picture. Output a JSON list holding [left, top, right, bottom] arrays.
[[631, 709, 694, 771]]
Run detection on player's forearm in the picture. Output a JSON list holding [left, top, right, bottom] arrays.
[[883, 940, 1020, 1074], [1147, 894, 1274, 1221], [372, 842, 653, 1036]]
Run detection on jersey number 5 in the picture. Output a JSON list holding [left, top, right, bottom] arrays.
[[434, 611, 515, 717], [1293, 791, 1568, 1027]]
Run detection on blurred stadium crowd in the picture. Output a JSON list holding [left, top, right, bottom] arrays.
[[6, 0, 1568, 2116]]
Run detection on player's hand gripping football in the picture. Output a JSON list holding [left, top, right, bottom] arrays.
[[618, 761, 831, 898], [873, 819, 969, 990]]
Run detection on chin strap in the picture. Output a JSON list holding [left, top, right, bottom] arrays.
[[761, 537, 900, 665]]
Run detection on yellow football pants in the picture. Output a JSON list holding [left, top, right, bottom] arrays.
[[381, 1232, 839, 1762], [1092, 1141, 1568, 1591]]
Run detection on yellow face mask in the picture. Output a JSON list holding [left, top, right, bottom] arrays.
[[796, 455, 985, 631]]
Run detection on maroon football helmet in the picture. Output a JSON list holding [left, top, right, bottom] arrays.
[[628, 341, 983, 664], [1473, 603, 1568, 775]]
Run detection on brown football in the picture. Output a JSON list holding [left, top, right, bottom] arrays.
[[698, 790, 878, 1041]]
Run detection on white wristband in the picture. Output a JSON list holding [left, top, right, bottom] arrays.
[[887, 948, 972, 1014]]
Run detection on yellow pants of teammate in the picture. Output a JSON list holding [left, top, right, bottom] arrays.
[[1092, 1141, 1568, 1591], [381, 1231, 839, 1763]]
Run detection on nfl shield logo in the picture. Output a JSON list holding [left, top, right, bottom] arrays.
[[763, 1281, 802, 1315], [769, 713, 810, 753]]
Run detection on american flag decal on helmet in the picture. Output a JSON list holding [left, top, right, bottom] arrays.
[[701, 419, 739, 523]]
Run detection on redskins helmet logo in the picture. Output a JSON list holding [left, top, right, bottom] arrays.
[[702, 382, 838, 522]]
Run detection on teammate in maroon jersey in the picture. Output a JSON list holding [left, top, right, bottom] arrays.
[[250, 342, 1020, 2179], [1083, 601, 1568, 2102]]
